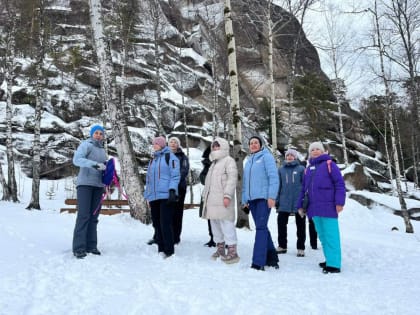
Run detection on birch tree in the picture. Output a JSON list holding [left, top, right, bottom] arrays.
[[88, 0, 149, 223], [1, 0, 19, 201], [224, 0, 247, 228], [27, 0, 47, 210], [370, 0, 413, 233]]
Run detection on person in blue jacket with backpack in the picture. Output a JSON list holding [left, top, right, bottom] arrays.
[[72, 124, 107, 259], [144, 136, 180, 258], [276, 148, 306, 257], [297, 142, 346, 273], [242, 135, 280, 270]]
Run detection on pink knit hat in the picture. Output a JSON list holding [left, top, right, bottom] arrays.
[[152, 136, 166, 148]]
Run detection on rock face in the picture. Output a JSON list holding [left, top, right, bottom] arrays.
[[0, 0, 388, 185]]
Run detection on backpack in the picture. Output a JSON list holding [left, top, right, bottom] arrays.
[[102, 158, 116, 186], [93, 158, 127, 215]]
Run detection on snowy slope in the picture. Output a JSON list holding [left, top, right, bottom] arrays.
[[0, 175, 420, 315]]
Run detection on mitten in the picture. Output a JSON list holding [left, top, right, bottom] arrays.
[[93, 163, 106, 171], [167, 189, 178, 205]]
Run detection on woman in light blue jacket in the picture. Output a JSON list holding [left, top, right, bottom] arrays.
[[242, 135, 279, 270], [72, 125, 107, 259], [144, 136, 180, 258]]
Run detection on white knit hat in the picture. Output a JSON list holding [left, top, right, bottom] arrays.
[[168, 136, 181, 147], [285, 149, 298, 159], [308, 142, 325, 153]]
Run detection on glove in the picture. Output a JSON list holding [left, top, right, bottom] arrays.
[[93, 163, 106, 171], [242, 205, 250, 215], [167, 189, 178, 205], [298, 208, 307, 218]]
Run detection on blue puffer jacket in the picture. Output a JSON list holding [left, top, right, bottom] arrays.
[[144, 146, 180, 202], [73, 138, 107, 188], [296, 154, 346, 219], [276, 160, 305, 213], [242, 147, 279, 204]]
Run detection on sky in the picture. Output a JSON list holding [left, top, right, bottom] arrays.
[[1, 155, 420, 315]]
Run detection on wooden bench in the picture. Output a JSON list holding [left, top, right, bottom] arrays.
[[61, 199, 130, 215], [61, 199, 200, 215]]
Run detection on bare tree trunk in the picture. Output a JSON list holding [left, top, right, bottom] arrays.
[[4, 13, 18, 202], [88, 0, 150, 223], [224, 0, 247, 228], [372, 0, 413, 233], [411, 133, 419, 188], [26, 62, 43, 210], [267, 1, 277, 154], [0, 162, 11, 200], [26, 1, 46, 210]]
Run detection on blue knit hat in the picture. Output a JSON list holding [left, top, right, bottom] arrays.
[[90, 125, 105, 137]]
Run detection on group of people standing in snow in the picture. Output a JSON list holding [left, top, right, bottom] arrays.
[[71, 124, 346, 274]]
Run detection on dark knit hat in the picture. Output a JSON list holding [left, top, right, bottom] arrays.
[[153, 136, 167, 148], [90, 125, 105, 137], [249, 135, 263, 147]]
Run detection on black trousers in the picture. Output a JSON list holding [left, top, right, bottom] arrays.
[[172, 187, 186, 244], [150, 199, 175, 256], [308, 218, 318, 249], [277, 212, 306, 250]]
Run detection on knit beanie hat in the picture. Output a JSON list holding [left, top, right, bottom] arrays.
[[308, 141, 325, 154], [285, 148, 298, 159], [249, 135, 263, 147], [90, 125, 105, 137], [153, 136, 166, 148], [168, 137, 181, 148]]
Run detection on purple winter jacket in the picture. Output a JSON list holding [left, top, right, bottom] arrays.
[[296, 154, 346, 219]]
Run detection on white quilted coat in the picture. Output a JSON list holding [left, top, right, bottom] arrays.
[[201, 137, 238, 221]]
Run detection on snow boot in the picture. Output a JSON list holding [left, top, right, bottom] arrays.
[[222, 244, 240, 264], [323, 266, 341, 274], [276, 247, 287, 254], [211, 242, 226, 260], [297, 249, 305, 257], [319, 261, 326, 268]]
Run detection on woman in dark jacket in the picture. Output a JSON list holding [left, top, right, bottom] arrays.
[[297, 142, 346, 273], [168, 137, 190, 245], [276, 149, 306, 257]]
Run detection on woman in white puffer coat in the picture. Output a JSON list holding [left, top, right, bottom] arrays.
[[201, 137, 239, 264]]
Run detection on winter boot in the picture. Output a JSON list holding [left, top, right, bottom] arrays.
[[222, 244, 240, 264], [297, 249, 305, 257], [211, 242, 226, 260]]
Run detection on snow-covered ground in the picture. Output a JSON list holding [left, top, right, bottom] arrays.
[[1, 175, 420, 315]]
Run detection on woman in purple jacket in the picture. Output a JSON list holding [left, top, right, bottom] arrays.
[[297, 142, 345, 274]]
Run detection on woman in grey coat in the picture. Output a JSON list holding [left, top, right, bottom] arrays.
[[72, 125, 107, 259]]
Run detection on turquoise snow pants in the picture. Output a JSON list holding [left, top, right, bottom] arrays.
[[312, 216, 341, 269]]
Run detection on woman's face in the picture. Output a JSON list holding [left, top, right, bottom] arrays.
[[286, 154, 295, 162], [212, 141, 220, 151], [169, 139, 179, 152], [92, 130, 104, 141], [249, 139, 261, 153], [153, 143, 162, 151], [310, 147, 323, 158]]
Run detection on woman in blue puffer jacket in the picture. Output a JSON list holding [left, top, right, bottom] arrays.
[[297, 142, 346, 274], [144, 136, 180, 258], [242, 135, 279, 270]]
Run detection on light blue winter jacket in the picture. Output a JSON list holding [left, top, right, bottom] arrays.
[[144, 146, 180, 202], [73, 138, 107, 188], [242, 147, 279, 204]]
